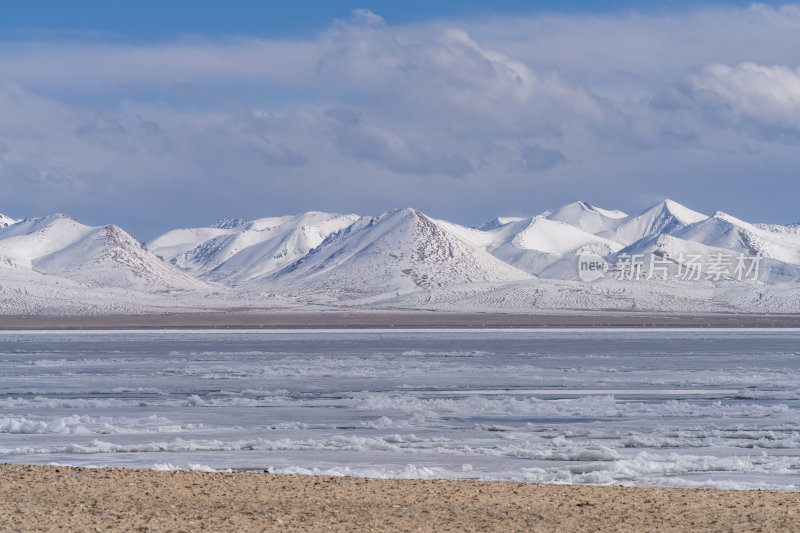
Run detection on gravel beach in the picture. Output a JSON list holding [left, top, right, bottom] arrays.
[[1, 465, 798, 532]]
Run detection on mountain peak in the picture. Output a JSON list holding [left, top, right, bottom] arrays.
[[510, 217, 622, 256], [603, 200, 706, 245], [370, 207, 428, 230], [656, 199, 707, 225], [388, 206, 421, 218], [547, 201, 628, 234], [3, 201, 800, 314], [0, 213, 90, 243], [211, 218, 246, 230], [149, 211, 361, 283], [573, 201, 627, 219], [476, 217, 526, 231], [270, 207, 531, 295], [0, 213, 18, 229], [711, 210, 756, 231]]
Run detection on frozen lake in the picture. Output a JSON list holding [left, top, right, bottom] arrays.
[[1, 328, 799, 490]]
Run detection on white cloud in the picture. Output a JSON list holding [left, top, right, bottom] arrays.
[[689, 62, 800, 137], [325, 108, 472, 177], [318, 13, 603, 130], [1, 6, 800, 234]]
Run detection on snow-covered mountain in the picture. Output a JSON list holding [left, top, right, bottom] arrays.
[[546, 201, 627, 234], [2, 199, 799, 315], [267, 208, 531, 299], [477, 217, 526, 231], [0, 214, 207, 290], [492, 217, 623, 273], [149, 211, 360, 283], [441, 215, 623, 276], [0, 213, 17, 229], [605, 199, 708, 245], [675, 212, 800, 265]]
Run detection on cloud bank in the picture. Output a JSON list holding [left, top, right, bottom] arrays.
[[0, 4, 799, 237]]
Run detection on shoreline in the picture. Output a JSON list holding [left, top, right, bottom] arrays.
[[1, 464, 797, 532], [2, 310, 800, 330]]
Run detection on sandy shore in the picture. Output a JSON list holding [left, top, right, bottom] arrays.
[[2, 311, 800, 329], [1, 465, 797, 532]]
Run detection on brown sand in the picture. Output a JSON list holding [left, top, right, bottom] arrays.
[[2, 311, 800, 329], [1, 465, 797, 532]]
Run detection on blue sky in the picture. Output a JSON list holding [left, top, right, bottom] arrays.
[[0, 2, 798, 238], [2, 1, 781, 40]]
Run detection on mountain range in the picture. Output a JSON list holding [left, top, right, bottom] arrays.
[[1, 200, 799, 315]]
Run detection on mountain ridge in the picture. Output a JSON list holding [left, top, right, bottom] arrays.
[[1, 199, 799, 315]]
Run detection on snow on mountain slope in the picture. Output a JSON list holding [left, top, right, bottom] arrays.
[[510, 217, 621, 256], [602, 199, 708, 245], [0, 214, 206, 290], [439, 216, 624, 276], [211, 218, 245, 229], [2, 201, 800, 315], [0, 214, 96, 269], [0, 213, 17, 229], [36, 225, 208, 289], [146, 218, 250, 262], [149, 212, 361, 283], [205, 212, 362, 283], [546, 201, 627, 234], [607, 233, 800, 284], [756, 222, 800, 235], [268, 208, 532, 298], [430, 218, 558, 274], [148, 226, 240, 262], [476, 217, 526, 231], [497, 217, 624, 274], [410, 275, 800, 313], [433, 219, 496, 249], [675, 211, 800, 265]]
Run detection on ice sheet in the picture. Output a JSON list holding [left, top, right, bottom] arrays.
[[0, 328, 798, 490]]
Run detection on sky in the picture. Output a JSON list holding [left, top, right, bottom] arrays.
[[0, 1, 798, 239]]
